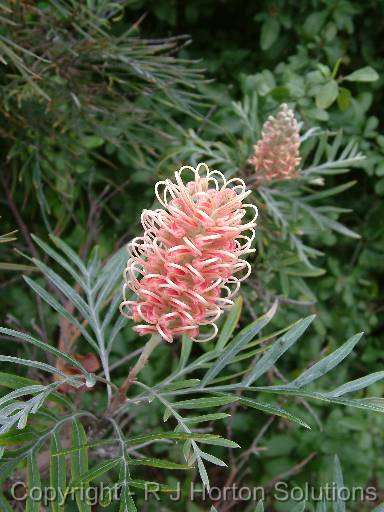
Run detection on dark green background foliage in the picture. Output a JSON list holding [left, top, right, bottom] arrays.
[[1, 1, 384, 511]]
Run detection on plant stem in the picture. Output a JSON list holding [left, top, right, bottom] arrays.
[[118, 334, 162, 396]]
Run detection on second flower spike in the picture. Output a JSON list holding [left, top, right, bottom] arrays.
[[249, 103, 301, 183]]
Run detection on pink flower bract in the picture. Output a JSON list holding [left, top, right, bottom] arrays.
[[120, 163, 258, 343], [249, 103, 301, 183]]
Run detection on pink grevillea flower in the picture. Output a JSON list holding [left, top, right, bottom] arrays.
[[120, 163, 257, 343], [249, 103, 301, 183]]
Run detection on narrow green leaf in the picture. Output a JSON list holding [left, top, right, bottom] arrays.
[[108, 314, 128, 351], [217, 296, 243, 350], [0, 327, 90, 376], [197, 455, 210, 489], [318, 216, 360, 239], [161, 379, 200, 392], [102, 290, 124, 332], [316, 499, 327, 512], [0, 262, 35, 271], [52, 438, 118, 457], [119, 481, 137, 512], [31, 235, 85, 286], [127, 479, 178, 493], [49, 234, 87, 274], [199, 450, 227, 467], [200, 437, 240, 448], [127, 432, 222, 445], [183, 439, 193, 463], [54, 433, 222, 457], [255, 501, 264, 512], [0, 385, 46, 407], [288, 333, 363, 389], [184, 413, 231, 424], [330, 371, 384, 398], [26, 451, 41, 512], [257, 387, 384, 414], [163, 407, 172, 422], [129, 457, 192, 470], [0, 428, 36, 446], [94, 248, 127, 307], [50, 432, 66, 512], [242, 315, 315, 386], [231, 345, 269, 364], [177, 335, 193, 371], [31, 258, 91, 322], [352, 397, 384, 411], [24, 276, 98, 351], [209, 369, 248, 385], [0, 354, 81, 385], [239, 398, 311, 429], [303, 180, 357, 202], [71, 419, 91, 512], [0, 372, 71, 408], [32, 154, 51, 231], [202, 301, 278, 386], [333, 455, 346, 512], [70, 458, 120, 486], [0, 372, 37, 389], [173, 395, 238, 410]]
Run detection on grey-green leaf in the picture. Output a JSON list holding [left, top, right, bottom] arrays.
[[0, 327, 90, 376], [197, 455, 210, 489], [239, 397, 311, 429], [242, 315, 315, 386], [173, 395, 238, 410], [327, 371, 384, 397], [199, 450, 227, 467], [184, 413, 231, 424], [216, 296, 243, 350], [201, 301, 278, 387], [23, 276, 98, 351], [288, 332, 363, 389], [177, 335, 193, 371]]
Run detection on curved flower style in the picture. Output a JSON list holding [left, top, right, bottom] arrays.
[[249, 103, 301, 183], [120, 163, 258, 343]]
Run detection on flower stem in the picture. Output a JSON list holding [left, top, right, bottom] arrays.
[[118, 334, 162, 397]]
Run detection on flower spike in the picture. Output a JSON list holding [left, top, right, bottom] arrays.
[[120, 163, 257, 343], [249, 103, 301, 183]]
